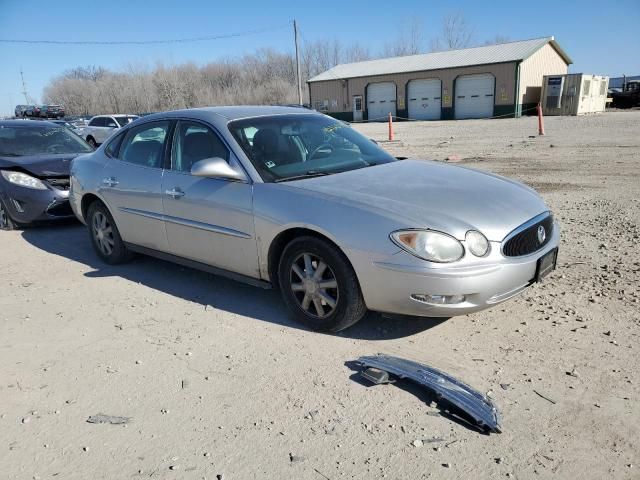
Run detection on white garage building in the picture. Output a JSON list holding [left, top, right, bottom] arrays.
[[307, 37, 572, 121]]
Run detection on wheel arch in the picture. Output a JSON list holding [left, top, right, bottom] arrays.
[[80, 192, 115, 223], [267, 226, 357, 289]]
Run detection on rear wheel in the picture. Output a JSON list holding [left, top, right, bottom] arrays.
[[87, 201, 132, 264], [278, 236, 367, 332], [86, 137, 97, 148], [0, 199, 18, 230]]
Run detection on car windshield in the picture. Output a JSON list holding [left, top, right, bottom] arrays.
[[114, 116, 139, 127], [228, 114, 396, 182], [0, 125, 93, 156]]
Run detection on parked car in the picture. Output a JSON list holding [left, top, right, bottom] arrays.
[[38, 104, 65, 118], [78, 114, 139, 147], [610, 80, 640, 108], [49, 119, 84, 136], [24, 105, 41, 117], [70, 106, 559, 332], [0, 120, 94, 230], [14, 105, 30, 117]]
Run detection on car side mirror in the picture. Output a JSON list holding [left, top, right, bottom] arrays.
[[190, 157, 247, 182]]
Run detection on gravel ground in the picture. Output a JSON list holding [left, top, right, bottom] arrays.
[[1, 111, 639, 479]]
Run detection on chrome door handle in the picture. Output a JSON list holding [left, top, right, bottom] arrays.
[[101, 177, 119, 187], [165, 188, 185, 199]]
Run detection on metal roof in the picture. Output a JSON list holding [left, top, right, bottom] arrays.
[[308, 37, 572, 83]]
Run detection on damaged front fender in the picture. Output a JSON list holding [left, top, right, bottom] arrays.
[[357, 354, 502, 434]]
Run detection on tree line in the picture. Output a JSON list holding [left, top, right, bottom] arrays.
[[43, 13, 508, 116]]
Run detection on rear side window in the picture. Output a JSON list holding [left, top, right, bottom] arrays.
[[104, 132, 126, 158], [118, 121, 170, 169], [89, 117, 104, 127]]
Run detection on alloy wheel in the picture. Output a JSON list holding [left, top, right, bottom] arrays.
[[289, 253, 339, 318], [0, 202, 8, 229], [92, 211, 115, 256]]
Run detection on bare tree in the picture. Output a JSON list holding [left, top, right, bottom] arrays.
[[382, 18, 424, 57], [344, 43, 371, 63], [430, 12, 473, 51], [483, 35, 510, 46]]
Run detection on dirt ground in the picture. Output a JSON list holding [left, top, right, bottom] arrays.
[[1, 111, 639, 480]]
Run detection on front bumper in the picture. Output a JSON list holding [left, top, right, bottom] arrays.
[[0, 181, 75, 225], [351, 223, 560, 317]]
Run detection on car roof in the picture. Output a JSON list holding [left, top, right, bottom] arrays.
[[140, 105, 314, 123], [92, 114, 139, 118], [0, 119, 58, 128]]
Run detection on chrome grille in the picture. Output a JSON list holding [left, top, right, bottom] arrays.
[[502, 212, 553, 257]]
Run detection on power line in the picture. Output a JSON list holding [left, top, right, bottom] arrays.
[[0, 23, 291, 46]]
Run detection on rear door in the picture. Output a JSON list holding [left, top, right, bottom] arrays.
[[99, 120, 171, 251], [161, 120, 259, 278]]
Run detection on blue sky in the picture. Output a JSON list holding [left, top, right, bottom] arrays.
[[0, 0, 638, 116]]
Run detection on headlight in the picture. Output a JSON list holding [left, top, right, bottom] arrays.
[[391, 230, 464, 263], [465, 230, 490, 257], [1, 170, 48, 190]]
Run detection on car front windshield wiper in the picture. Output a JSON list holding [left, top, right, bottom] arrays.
[[0, 152, 21, 157], [274, 170, 331, 183]]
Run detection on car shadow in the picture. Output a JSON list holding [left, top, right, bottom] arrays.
[[21, 224, 447, 340]]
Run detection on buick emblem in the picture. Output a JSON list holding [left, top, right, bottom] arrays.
[[537, 225, 546, 244]]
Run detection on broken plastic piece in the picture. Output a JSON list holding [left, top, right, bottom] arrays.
[[86, 414, 130, 425], [357, 354, 502, 433], [361, 367, 394, 385]]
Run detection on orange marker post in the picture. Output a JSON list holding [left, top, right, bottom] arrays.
[[537, 102, 545, 136], [388, 112, 394, 141]]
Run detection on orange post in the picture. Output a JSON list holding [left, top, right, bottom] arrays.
[[537, 102, 545, 136], [388, 112, 394, 141]]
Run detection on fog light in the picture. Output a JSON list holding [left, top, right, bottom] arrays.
[[10, 198, 24, 213], [411, 294, 466, 305]]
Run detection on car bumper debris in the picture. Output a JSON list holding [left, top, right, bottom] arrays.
[[357, 354, 502, 433]]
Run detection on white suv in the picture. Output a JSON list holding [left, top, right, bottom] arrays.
[[81, 115, 139, 147]]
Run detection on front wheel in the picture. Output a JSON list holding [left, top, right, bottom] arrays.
[[0, 199, 18, 230], [278, 236, 367, 332], [87, 201, 132, 264]]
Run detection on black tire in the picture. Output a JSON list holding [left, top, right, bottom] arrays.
[[0, 199, 18, 231], [86, 137, 97, 148], [87, 201, 132, 264], [278, 236, 367, 332]]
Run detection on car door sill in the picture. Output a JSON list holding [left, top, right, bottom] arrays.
[[124, 243, 271, 290]]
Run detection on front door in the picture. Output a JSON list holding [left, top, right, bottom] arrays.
[[353, 95, 363, 122], [99, 120, 171, 251], [161, 120, 259, 279]]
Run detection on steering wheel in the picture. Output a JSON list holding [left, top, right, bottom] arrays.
[[46, 144, 66, 153], [307, 142, 334, 161]]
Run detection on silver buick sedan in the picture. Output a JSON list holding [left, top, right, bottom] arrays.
[[70, 106, 559, 332]]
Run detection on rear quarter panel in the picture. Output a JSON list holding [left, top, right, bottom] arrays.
[[69, 151, 109, 223]]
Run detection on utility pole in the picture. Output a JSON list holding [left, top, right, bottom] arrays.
[[20, 69, 32, 104], [293, 20, 303, 105]]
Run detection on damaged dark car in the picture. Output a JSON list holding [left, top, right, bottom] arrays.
[[0, 120, 94, 230]]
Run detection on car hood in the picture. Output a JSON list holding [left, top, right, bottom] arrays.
[[284, 159, 549, 241], [0, 154, 78, 177]]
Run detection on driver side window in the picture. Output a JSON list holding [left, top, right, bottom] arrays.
[[171, 121, 230, 173]]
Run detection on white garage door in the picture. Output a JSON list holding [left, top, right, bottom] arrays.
[[407, 79, 442, 120], [454, 74, 495, 119], [367, 82, 396, 121]]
